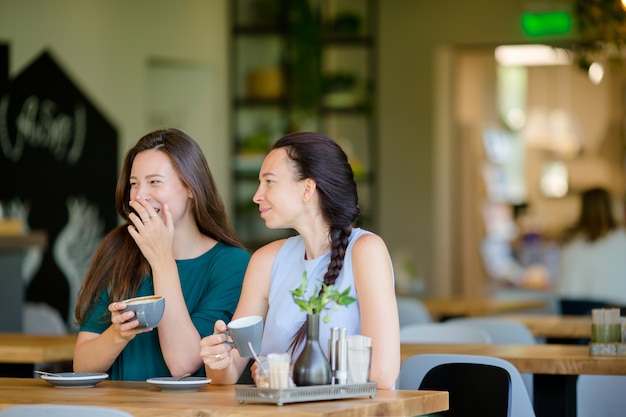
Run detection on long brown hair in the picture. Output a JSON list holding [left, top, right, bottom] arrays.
[[567, 187, 619, 243], [75, 128, 244, 324], [274, 132, 361, 352]]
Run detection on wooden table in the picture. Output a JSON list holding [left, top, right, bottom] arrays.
[[0, 333, 76, 364], [401, 343, 626, 375], [420, 297, 548, 320], [500, 314, 592, 339], [401, 343, 626, 417], [0, 333, 76, 377], [0, 378, 448, 417]]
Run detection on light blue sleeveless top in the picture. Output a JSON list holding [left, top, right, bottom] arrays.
[[261, 228, 370, 359]]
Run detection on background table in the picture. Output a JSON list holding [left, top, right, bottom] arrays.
[[500, 314, 591, 340], [0, 333, 76, 377], [420, 297, 548, 320], [0, 378, 448, 417], [0, 333, 76, 364]]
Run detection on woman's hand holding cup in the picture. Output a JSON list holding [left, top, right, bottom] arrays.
[[108, 300, 151, 342], [200, 320, 234, 370], [201, 316, 264, 371]]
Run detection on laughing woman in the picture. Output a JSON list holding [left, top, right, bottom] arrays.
[[74, 129, 249, 380]]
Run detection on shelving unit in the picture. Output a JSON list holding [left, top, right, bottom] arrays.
[[230, 0, 378, 249]]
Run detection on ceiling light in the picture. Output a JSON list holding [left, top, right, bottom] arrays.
[[495, 45, 572, 66], [588, 62, 604, 84]]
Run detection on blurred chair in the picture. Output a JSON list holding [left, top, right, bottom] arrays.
[[493, 286, 559, 315], [577, 374, 626, 417], [396, 296, 432, 327], [0, 405, 134, 417], [397, 353, 536, 417], [444, 317, 536, 400], [22, 302, 70, 376], [23, 302, 68, 335], [399, 323, 491, 344], [444, 317, 536, 344]]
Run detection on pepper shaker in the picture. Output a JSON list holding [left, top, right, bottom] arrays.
[[336, 328, 348, 384]]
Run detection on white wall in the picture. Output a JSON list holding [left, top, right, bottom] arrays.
[[0, 0, 231, 204]]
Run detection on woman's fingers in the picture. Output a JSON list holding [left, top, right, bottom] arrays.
[[129, 197, 159, 225]]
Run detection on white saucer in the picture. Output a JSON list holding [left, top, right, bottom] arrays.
[[40, 372, 109, 388], [146, 376, 212, 392]]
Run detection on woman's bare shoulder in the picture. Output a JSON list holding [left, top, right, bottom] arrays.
[[248, 238, 289, 268], [353, 231, 388, 254]]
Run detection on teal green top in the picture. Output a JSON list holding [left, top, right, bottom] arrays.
[[80, 242, 250, 381]]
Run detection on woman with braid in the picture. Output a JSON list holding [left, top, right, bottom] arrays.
[[200, 132, 400, 389]]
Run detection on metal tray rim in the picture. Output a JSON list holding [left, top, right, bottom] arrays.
[[235, 382, 378, 406]]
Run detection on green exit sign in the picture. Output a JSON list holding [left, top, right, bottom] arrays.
[[522, 11, 572, 37]]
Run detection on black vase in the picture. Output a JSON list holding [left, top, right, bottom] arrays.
[[292, 314, 331, 386]]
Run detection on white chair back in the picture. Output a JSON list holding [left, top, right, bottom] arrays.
[[397, 353, 536, 417], [23, 302, 68, 335], [577, 374, 626, 417], [399, 323, 492, 344], [444, 317, 536, 344], [444, 317, 536, 399], [0, 405, 134, 417], [396, 296, 432, 327]]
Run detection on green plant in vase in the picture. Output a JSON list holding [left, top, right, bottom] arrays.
[[290, 271, 355, 386], [290, 271, 356, 321]]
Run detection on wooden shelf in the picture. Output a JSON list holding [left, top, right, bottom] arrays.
[[0, 230, 47, 251]]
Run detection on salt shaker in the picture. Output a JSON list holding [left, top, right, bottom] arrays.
[[329, 327, 339, 384]]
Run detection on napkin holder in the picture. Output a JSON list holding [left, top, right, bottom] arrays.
[[589, 342, 626, 356]]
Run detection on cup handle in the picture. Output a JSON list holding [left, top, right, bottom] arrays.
[[218, 330, 236, 348]]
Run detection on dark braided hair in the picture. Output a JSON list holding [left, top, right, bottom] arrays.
[[272, 132, 360, 353]]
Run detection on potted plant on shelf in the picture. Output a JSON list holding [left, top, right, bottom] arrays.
[[285, 0, 322, 131], [290, 271, 355, 386], [322, 71, 359, 108]]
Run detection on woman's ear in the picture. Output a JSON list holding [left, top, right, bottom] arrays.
[[302, 178, 317, 203]]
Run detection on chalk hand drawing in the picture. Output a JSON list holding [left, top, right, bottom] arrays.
[[53, 196, 104, 331]]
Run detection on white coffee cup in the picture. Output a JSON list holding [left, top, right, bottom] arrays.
[[223, 315, 263, 358]]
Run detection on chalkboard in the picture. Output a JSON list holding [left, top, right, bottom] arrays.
[[0, 50, 118, 330], [0, 43, 8, 93]]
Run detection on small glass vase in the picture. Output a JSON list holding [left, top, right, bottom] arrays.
[[292, 314, 331, 386]]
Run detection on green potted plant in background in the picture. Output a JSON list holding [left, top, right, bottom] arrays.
[[290, 271, 356, 386], [285, 0, 322, 131], [326, 11, 362, 36], [322, 71, 359, 108], [572, 0, 626, 71]]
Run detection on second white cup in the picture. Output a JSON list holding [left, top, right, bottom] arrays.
[[224, 315, 263, 358]]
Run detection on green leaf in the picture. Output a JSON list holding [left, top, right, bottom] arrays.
[[291, 270, 357, 322]]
